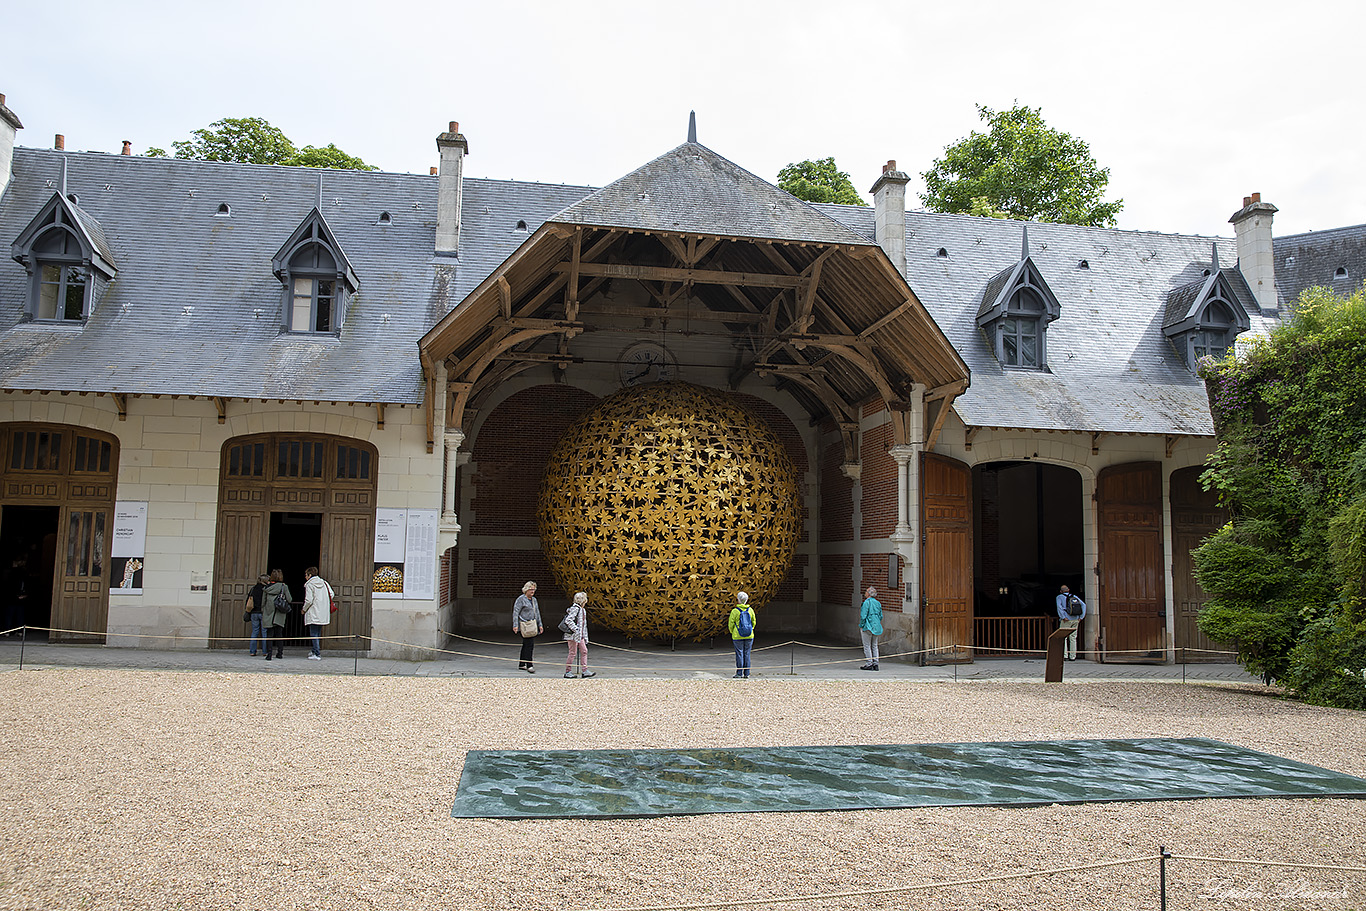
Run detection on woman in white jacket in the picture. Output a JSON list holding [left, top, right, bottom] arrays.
[[561, 592, 595, 678], [301, 566, 333, 660]]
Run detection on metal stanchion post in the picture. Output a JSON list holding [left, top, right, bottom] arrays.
[[19, 624, 25, 671], [1159, 845, 1171, 911], [354, 636, 359, 676]]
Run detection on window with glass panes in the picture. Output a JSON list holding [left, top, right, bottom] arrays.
[[31, 228, 89, 321], [285, 241, 340, 333], [999, 287, 1046, 368]]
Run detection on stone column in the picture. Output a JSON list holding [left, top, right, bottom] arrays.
[[441, 429, 465, 534]]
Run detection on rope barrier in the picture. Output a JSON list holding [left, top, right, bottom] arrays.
[[580, 850, 1366, 911], [582, 854, 1156, 911]]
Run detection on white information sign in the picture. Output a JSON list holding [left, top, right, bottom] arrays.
[[374, 509, 407, 563], [403, 509, 438, 601], [111, 501, 148, 593]]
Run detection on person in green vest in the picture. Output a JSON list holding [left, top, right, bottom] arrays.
[[728, 592, 756, 679]]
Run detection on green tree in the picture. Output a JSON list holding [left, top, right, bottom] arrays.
[[144, 117, 375, 170], [921, 104, 1122, 227], [778, 158, 866, 206], [1194, 284, 1366, 706]]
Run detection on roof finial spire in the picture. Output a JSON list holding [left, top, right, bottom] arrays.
[[1211, 241, 1220, 272], [60, 157, 68, 198], [687, 111, 697, 144], [1021, 225, 1029, 259]]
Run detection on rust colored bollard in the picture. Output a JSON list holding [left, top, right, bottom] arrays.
[[1044, 627, 1073, 682]]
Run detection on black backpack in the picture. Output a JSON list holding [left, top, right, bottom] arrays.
[[1064, 594, 1083, 619]]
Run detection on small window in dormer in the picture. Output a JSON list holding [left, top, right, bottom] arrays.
[[377, 211, 392, 226], [1078, 259, 1090, 270], [516, 219, 528, 231], [1335, 266, 1348, 278], [216, 202, 231, 217], [936, 248, 948, 257]]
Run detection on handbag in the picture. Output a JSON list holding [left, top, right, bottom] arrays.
[[518, 618, 539, 638], [243, 610, 252, 623], [558, 607, 576, 635]]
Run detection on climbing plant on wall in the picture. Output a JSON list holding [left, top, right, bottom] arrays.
[[1194, 284, 1366, 707]]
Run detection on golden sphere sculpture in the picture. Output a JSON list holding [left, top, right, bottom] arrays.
[[538, 382, 802, 640]]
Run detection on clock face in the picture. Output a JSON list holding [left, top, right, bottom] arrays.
[[618, 342, 677, 387]]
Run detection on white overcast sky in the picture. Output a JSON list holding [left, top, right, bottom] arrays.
[[5, 0, 1361, 239]]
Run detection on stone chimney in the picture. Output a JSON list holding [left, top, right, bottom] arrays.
[[1229, 192, 1279, 313], [435, 121, 469, 257], [121, 141, 131, 156], [0, 94, 22, 200], [870, 160, 910, 276]]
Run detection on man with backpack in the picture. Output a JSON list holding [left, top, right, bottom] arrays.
[[1055, 585, 1087, 661], [729, 592, 756, 679]]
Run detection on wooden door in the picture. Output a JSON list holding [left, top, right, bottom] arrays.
[[50, 505, 109, 643], [322, 511, 374, 651], [1171, 466, 1230, 661], [1097, 462, 1166, 661], [921, 453, 972, 664], [211, 510, 268, 648]]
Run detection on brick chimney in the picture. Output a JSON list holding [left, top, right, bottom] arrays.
[[121, 141, 131, 156], [870, 160, 910, 276], [1229, 192, 1279, 313], [54, 133, 64, 150], [0, 93, 22, 200], [435, 121, 468, 256]]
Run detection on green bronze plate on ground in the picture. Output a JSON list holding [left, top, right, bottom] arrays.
[[451, 737, 1366, 819]]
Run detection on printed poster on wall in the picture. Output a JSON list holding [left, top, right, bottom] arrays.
[[373, 508, 407, 599], [371, 508, 439, 600], [110, 501, 148, 593]]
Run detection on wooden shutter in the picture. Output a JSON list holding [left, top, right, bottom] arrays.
[[1097, 462, 1166, 661], [921, 453, 972, 664]]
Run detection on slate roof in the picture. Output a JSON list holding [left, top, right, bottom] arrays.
[[818, 204, 1273, 436], [0, 148, 594, 403], [551, 142, 873, 246], [1274, 223, 1366, 307]]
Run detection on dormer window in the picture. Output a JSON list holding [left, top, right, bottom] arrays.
[[11, 192, 118, 325], [1163, 266, 1251, 370], [271, 208, 359, 336], [976, 233, 1062, 371]]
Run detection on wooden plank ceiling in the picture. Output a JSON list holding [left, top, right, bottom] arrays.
[[419, 221, 969, 455]]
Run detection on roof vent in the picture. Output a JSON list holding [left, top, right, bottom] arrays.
[[377, 211, 392, 226], [936, 247, 948, 258], [1077, 259, 1089, 270], [66, 193, 79, 204], [516, 219, 528, 231], [1202, 269, 1211, 277], [216, 202, 231, 217], [1335, 266, 1348, 278]]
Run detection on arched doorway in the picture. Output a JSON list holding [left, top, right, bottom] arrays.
[[210, 433, 377, 650], [972, 460, 1084, 657], [0, 422, 119, 642]]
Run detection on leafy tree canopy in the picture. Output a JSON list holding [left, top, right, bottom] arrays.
[[1194, 285, 1366, 707], [778, 158, 866, 206], [921, 104, 1122, 227], [145, 117, 376, 171]]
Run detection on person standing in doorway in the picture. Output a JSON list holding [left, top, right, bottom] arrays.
[[246, 573, 269, 656], [302, 566, 333, 660], [513, 581, 542, 673], [262, 569, 292, 661], [1055, 585, 1087, 661], [860, 586, 884, 671], [729, 592, 756, 679], [561, 591, 595, 678]]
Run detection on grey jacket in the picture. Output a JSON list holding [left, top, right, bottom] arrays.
[[263, 581, 293, 629], [513, 594, 542, 633]]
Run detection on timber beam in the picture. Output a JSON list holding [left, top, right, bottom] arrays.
[[553, 261, 804, 290]]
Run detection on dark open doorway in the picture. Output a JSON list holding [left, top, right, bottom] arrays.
[[973, 461, 1083, 655], [0, 505, 59, 639], [268, 512, 321, 643]]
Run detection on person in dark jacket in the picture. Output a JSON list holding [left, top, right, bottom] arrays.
[[246, 573, 269, 656], [262, 569, 293, 661]]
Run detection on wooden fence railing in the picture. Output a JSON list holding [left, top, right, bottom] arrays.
[[973, 615, 1050, 657]]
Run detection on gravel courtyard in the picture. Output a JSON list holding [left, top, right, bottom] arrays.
[[0, 670, 1362, 911]]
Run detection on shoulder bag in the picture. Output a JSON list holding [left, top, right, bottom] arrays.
[[518, 618, 539, 638]]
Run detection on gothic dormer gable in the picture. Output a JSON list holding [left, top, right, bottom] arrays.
[[11, 191, 117, 279], [975, 230, 1062, 370], [1163, 264, 1252, 368], [271, 208, 359, 335]]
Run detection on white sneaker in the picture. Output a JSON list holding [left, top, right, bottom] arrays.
[[307, 654, 321, 660]]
